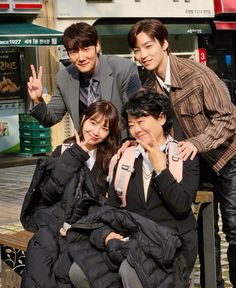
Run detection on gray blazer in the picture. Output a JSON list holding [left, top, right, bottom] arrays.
[[30, 55, 141, 128]]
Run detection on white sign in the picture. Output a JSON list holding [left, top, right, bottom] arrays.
[[55, 0, 214, 19]]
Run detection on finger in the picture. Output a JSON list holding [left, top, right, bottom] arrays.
[[38, 66, 43, 82], [149, 132, 158, 147], [30, 64, 37, 79], [136, 139, 151, 151], [74, 129, 80, 144], [190, 150, 197, 160]]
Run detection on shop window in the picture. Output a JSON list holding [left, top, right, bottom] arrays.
[[0, 48, 23, 100]]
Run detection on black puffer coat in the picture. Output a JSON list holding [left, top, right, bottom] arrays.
[[20, 144, 189, 288], [67, 205, 189, 288], [20, 144, 105, 287]]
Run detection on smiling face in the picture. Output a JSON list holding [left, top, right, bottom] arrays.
[[133, 32, 168, 78], [81, 112, 110, 150], [128, 114, 166, 147], [67, 42, 101, 75]]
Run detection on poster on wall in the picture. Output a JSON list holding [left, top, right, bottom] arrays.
[[0, 51, 22, 99]]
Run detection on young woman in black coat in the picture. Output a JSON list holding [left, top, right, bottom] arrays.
[[20, 100, 121, 287]]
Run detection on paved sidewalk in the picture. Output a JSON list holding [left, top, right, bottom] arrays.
[[0, 164, 232, 287], [0, 165, 35, 228]]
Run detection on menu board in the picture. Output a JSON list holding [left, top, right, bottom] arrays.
[[0, 51, 22, 99]]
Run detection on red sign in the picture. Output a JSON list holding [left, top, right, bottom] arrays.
[[198, 48, 207, 65], [214, 0, 236, 14], [0, 3, 10, 9], [14, 3, 42, 9], [0, 0, 42, 14]]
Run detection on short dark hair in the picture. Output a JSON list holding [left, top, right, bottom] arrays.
[[128, 19, 170, 53], [62, 22, 99, 51], [121, 90, 173, 135]]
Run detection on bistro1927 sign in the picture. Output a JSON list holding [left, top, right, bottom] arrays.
[[0, 23, 63, 47], [0, 37, 59, 47]]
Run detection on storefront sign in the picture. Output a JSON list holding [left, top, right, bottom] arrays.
[[55, 0, 214, 19], [0, 23, 63, 47], [199, 48, 207, 65], [0, 37, 59, 47]]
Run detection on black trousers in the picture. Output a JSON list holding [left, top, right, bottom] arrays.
[[198, 156, 236, 288]]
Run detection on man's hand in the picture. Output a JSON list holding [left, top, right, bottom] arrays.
[[27, 65, 43, 104], [178, 141, 198, 161]]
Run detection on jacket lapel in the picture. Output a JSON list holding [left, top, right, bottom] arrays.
[[99, 55, 113, 101], [69, 66, 81, 127], [133, 157, 146, 205]]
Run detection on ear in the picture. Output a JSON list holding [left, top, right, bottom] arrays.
[[162, 40, 169, 52], [81, 115, 85, 125], [159, 112, 167, 126], [95, 41, 101, 54]]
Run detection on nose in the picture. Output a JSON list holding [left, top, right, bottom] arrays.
[[92, 126, 100, 136], [78, 50, 86, 62], [139, 48, 148, 60], [134, 124, 142, 134]]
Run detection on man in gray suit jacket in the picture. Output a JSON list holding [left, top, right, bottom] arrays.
[[28, 22, 141, 129]]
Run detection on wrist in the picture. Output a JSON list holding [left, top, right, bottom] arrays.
[[153, 168, 166, 177]]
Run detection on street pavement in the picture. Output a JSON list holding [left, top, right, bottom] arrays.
[[0, 164, 232, 287]]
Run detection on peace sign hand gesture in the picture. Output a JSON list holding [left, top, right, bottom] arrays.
[[74, 129, 90, 153], [137, 133, 167, 173], [27, 64, 43, 104]]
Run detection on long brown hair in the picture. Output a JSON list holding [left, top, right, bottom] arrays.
[[78, 100, 120, 173]]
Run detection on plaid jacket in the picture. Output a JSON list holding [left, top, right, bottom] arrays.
[[143, 53, 236, 172]]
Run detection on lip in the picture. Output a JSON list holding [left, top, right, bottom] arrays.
[[78, 62, 89, 67], [142, 60, 152, 67], [136, 133, 147, 141], [89, 134, 100, 141]]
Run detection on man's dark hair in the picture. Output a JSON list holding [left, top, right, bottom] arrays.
[[62, 22, 99, 51], [128, 19, 170, 53], [121, 90, 173, 135]]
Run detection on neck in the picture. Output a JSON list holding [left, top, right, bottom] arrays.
[[155, 53, 168, 81]]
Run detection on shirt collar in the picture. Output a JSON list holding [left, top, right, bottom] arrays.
[[155, 56, 171, 92], [85, 149, 97, 170], [92, 58, 100, 82], [134, 136, 170, 172]]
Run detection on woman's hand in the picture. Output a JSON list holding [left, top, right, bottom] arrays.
[[105, 232, 124, 246], [136, 133, 167, 173], [74, 129, 89, 152]]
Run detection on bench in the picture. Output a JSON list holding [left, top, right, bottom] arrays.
[[0, 191, 216, 288], [193, 191, 217, 288], [0, 230, 33, 288]]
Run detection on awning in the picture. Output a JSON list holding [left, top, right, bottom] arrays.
[[214, 0, 236, 14], [214, 21, 236, 30], [95, 23, 212, 36], [0, 23, 63, 47]]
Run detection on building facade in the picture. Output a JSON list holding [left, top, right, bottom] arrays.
[[1, 0, 235, 157], [0, 0, 62, 154]]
